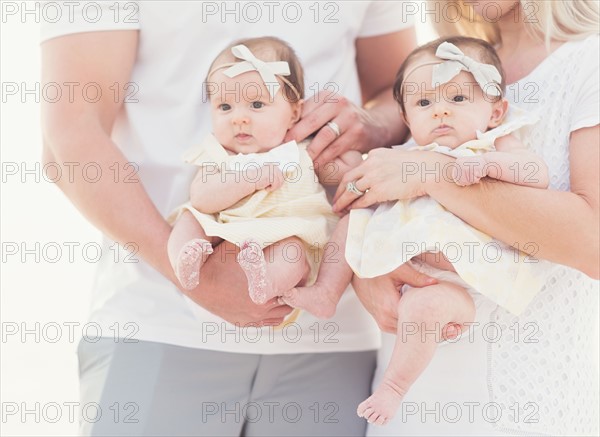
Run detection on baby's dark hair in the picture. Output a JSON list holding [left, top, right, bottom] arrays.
[[206, 36, 304, 103], [393, 36, 506, 115]]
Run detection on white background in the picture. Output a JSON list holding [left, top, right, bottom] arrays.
[[1, 8, 99, 437], [0, 5, 439, 436]]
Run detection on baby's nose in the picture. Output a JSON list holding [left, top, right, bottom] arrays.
[[432, 105, 451, 119], [232, 114, 250, 125]]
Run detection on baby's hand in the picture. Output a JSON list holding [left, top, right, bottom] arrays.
[[256, 164, 284, 192], [452, 156, 487, 186]]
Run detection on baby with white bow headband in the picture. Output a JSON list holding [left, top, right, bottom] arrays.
[[280, 36, 551, 425], [167, 37, 361, 318]]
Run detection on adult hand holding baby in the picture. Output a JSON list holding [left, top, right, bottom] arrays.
[[351, 263, 438, 333], [332, 148, 453, 213], [183, 241, 294, 327], [285, 90, 387, 169]]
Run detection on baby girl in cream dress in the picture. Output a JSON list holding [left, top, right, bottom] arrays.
[[167, 37, 361, 319], [281, 37, 552, 425]]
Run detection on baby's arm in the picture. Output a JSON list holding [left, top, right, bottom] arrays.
[[190, 164, 284, 214], [453, 134, 549, 188], [317, 150, 364, 186]]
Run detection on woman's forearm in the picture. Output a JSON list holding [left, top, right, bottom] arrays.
[[426, 153, 599, 278]]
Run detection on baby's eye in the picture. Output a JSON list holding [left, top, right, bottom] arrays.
[[452, 95, 467, 102], [218, 103, 231, 111], [251, 101, 265, 109], [417, 99, 431, 107]]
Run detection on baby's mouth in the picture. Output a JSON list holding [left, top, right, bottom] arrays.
[[433, 124, 452, 134], [235, 133, 252, 141]]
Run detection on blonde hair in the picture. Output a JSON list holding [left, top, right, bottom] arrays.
[[430, 0, 599, 46]]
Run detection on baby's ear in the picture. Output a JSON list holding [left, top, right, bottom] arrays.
[[488, 98, 509, 128], [400, 109, 410, 128], [290, 99, 304, 125]]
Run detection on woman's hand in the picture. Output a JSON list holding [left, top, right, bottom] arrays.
[[333, 148, 446, 213], [352, 263, 438, 333], [284, 90, 391, 169]]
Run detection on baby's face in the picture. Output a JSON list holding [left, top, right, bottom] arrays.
[[402, 53, 505, 149], [209, 70, 301, 154]]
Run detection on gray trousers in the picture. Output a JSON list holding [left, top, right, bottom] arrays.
[[78, 338, 376, 436]]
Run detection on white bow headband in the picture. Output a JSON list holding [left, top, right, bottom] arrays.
[[207, 44, 301, 100], [405, 41, 503, 97]]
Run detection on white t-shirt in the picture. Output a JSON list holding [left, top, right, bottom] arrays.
[[40, 1, 415, 353]]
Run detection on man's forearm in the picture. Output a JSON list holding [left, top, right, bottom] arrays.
[[364, 89, 408, 151], [43, 119, 175, 282]]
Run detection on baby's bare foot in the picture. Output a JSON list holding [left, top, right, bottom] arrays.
[[237, 240, 272, 304], [176, 238, 213, 290], [357, 378, 406, 426], [281, 285, 338, 319]]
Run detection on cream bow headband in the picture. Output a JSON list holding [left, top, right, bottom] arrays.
[[433, 42, 502, 97], [405, 41, 502, 97], [207, 44, 301, 100]]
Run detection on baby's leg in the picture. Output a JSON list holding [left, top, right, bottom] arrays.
[[168, 211, 219, 290], [237, 237, 310, 305], [357, 281, 475, 426], [281, 215, 352, 318]]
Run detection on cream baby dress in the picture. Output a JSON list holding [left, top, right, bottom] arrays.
[[346, 107, 551, 315], [169, 134, 338, 286]]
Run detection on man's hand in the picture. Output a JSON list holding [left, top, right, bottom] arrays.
[[184, 241, 294, 327], [284, 29, 416, 168], [352, 263, 437, 333], [285, 90, 386, 168]]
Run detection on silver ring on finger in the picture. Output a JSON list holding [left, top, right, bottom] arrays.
[[326, 121, 341, 138], [346, 180, 365, 196]]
